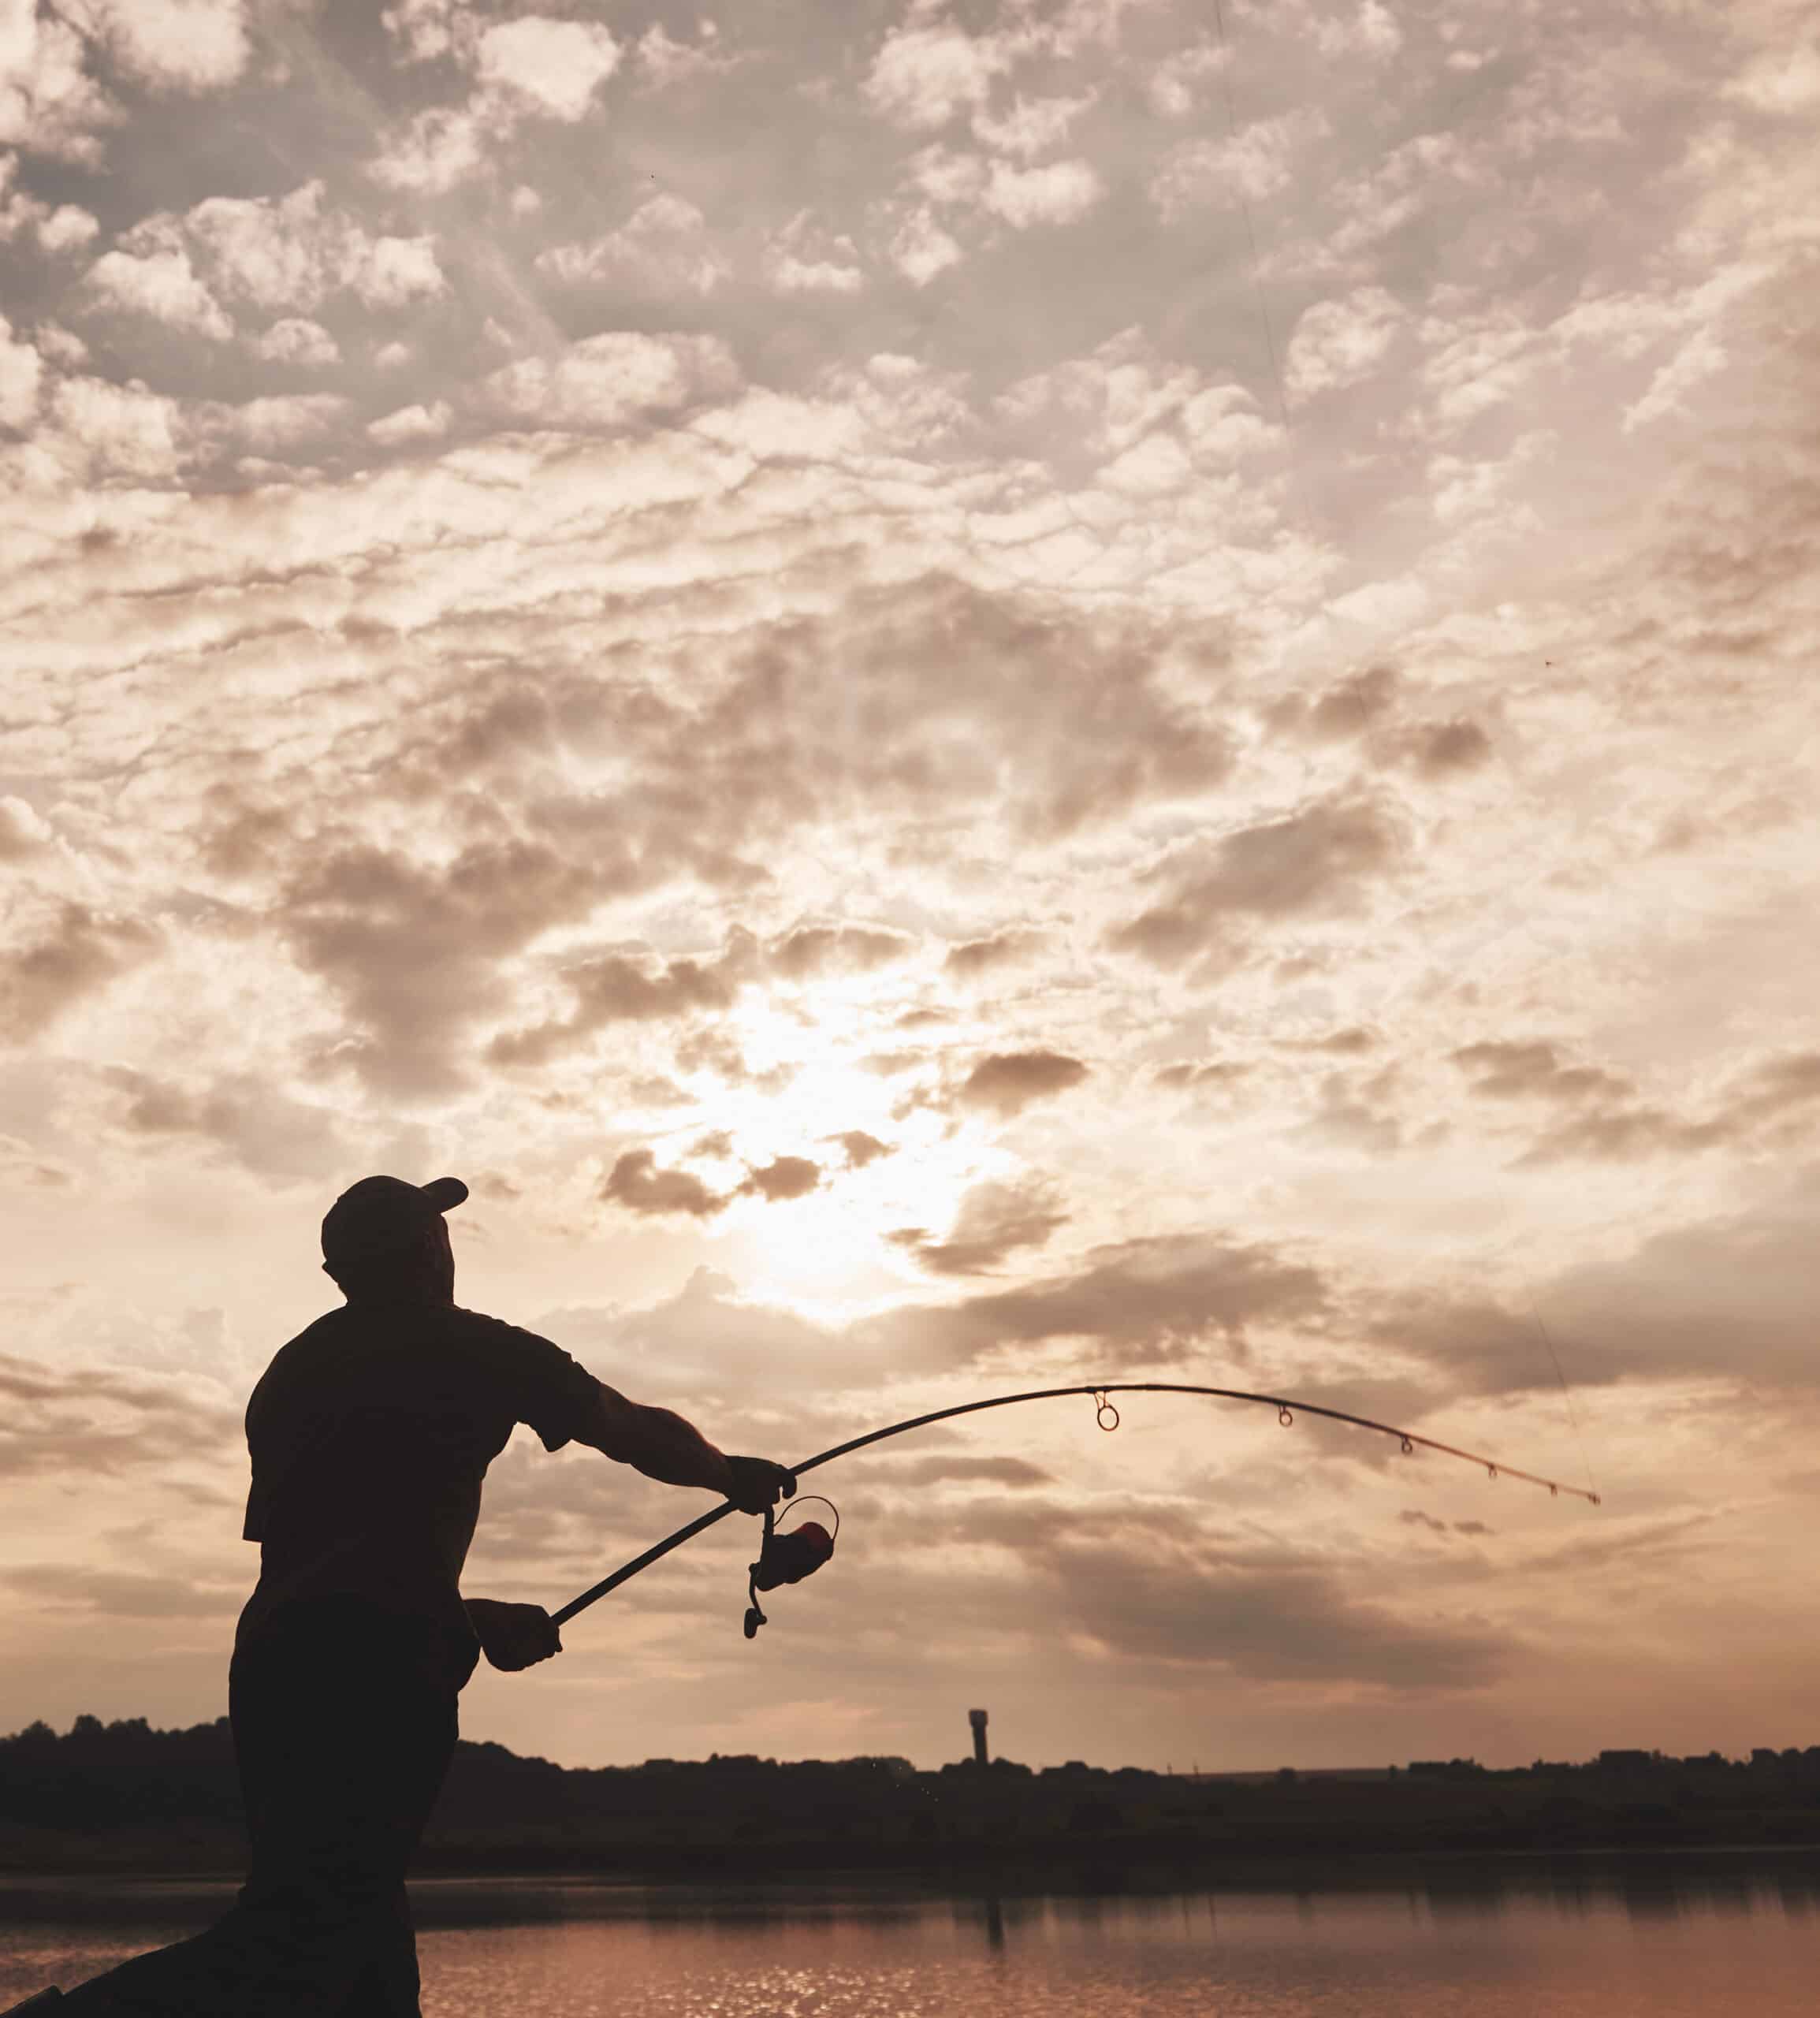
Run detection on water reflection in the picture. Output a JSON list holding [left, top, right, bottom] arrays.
[[6, 1852, 1820, 2018]]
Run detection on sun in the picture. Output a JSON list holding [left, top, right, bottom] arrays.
[[650, 981, 1009, 1308]]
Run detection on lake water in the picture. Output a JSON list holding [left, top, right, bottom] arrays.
[[5, 1852, 1819, 2015]]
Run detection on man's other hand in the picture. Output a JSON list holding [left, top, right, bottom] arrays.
[[467, 1599, 562, 1673], [724, 1456, 796, 1515]]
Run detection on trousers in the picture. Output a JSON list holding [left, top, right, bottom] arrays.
[[62, 1599, 473, 2018]]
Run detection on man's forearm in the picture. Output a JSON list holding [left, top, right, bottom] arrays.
[[624, 1403, 735, 1493], [582, 1387, 734, 1495]]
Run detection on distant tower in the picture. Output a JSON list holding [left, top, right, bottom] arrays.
[[968, 1707, 989, 1767]]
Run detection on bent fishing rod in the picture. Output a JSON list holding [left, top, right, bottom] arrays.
[[553, 1382, 1601, 1636]]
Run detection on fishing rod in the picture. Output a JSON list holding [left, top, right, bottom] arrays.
[[553, 1382, 1601, 1633]]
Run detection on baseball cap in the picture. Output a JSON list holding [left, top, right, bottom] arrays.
[[321, 1175, 468, 1274]]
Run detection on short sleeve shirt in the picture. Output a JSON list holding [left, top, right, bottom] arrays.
[[237, 1300, 599, 1654]]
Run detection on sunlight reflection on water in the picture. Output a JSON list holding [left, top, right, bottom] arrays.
[[6, 1857, 1820, 2016]]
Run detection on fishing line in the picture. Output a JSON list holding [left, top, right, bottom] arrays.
[[1521, 1271, 1600, 1503], [553, 1380, 1601, 1633]]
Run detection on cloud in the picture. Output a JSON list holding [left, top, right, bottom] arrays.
[[367, 399, 452, 446], [0, 6, 118, 162], [488, 938, 757, 1072], [739, 1154, 821, 1203], [379, 0, 458, 64], [674, 1029, 793, 1093], [958, 1050, 1089, 1118], [943, 930, 1043, 978], [1111, 796, 1401, 966], [475, 16, 622, 122], [634, 22, 731, 91], [888, 206, 963, 285], [1725, 42, 1820, 116], [0, 155, 98, 251], [1412, 718, 1492, 775], [191, 392, 349, 455], [251, 317, 339, 367], [1295, 665, 1400, 740], [343, 232, 445, 311], [47, 372, 182, 475], [86, 182, 447, 336], [0, 1352, 238, 1481], [352, 582, 1237, 1036], [764, 210, 864, 295], [1269, 669, 1491, 779], [367, 106, 484, 195], [1154, 1060, 1247, 1093], [0, 1131, 70, 1186], [0, 900, 160, 1041], [482, 330, 739, 429], [981, 157, 1102, 228], [1730, 1052, 1820, 1128], [944, 1506, 1507, 1686], [1146, 39, 1226, 118], [97, 1065, 347, 1182], [865, 1454, 1055, 1489], [1382, 1167, 1820, 1395], [0, 313, 43, 428], [538, 194, 729, 296], [1301, 1067, 1404, 1156], [0, 795, 52, 859], [78, 1, 250, 94], [601, 1148, 725, 1220], [1063, 1551, 1503, 1685], [1518, 1105, 1730, 1165], [176, 184, 329, 311], [865, 20, 1010, 132], [1286, 287, 1407, 400], [972, 91, 1093, 160], [84, 244, 233, 340], [888, 1175, 1068, 1277], [1450, 1041, 1630, 1104], [601, 1148, 823, 1219], [831, 1130, 891, 1170], [0, 1562, 240, 1618], [755, 579, 1236, 842], [539, 1264, 855, 1408], [1444, 1039, 1816, 1166], [863, 1230, 1330, 1373], [1150, 111, 1324, 217], [280, 838, 644, 1098], [1298, 1026, 1379, 1056], [369, 13, 624, 190], [769, 925, 913, 981]]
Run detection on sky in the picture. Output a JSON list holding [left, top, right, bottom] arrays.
[[2, 0, 1818, 1778]]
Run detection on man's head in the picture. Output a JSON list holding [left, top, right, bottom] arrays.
[[321, 1175, 467, 1305]]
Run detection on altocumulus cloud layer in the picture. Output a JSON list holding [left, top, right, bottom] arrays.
[[2, 0, 1819, 1772]]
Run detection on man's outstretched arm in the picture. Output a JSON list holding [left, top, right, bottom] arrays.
[[575, 1382, 795, 1514]]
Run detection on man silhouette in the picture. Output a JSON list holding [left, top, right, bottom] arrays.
[[38, 1175, 795, 2016]]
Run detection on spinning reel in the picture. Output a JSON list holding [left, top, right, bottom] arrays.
[[743, 1495, 839, 1639]]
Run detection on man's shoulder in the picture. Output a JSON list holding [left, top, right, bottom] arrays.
[[253, 1309, 349, 1382], [446, 1305, 556, 1350]]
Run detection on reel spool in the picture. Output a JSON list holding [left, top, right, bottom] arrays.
[[743, 1496, 839, 1638]]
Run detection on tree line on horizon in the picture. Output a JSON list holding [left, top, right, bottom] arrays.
[[6, 1714, 1820, 1874]]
